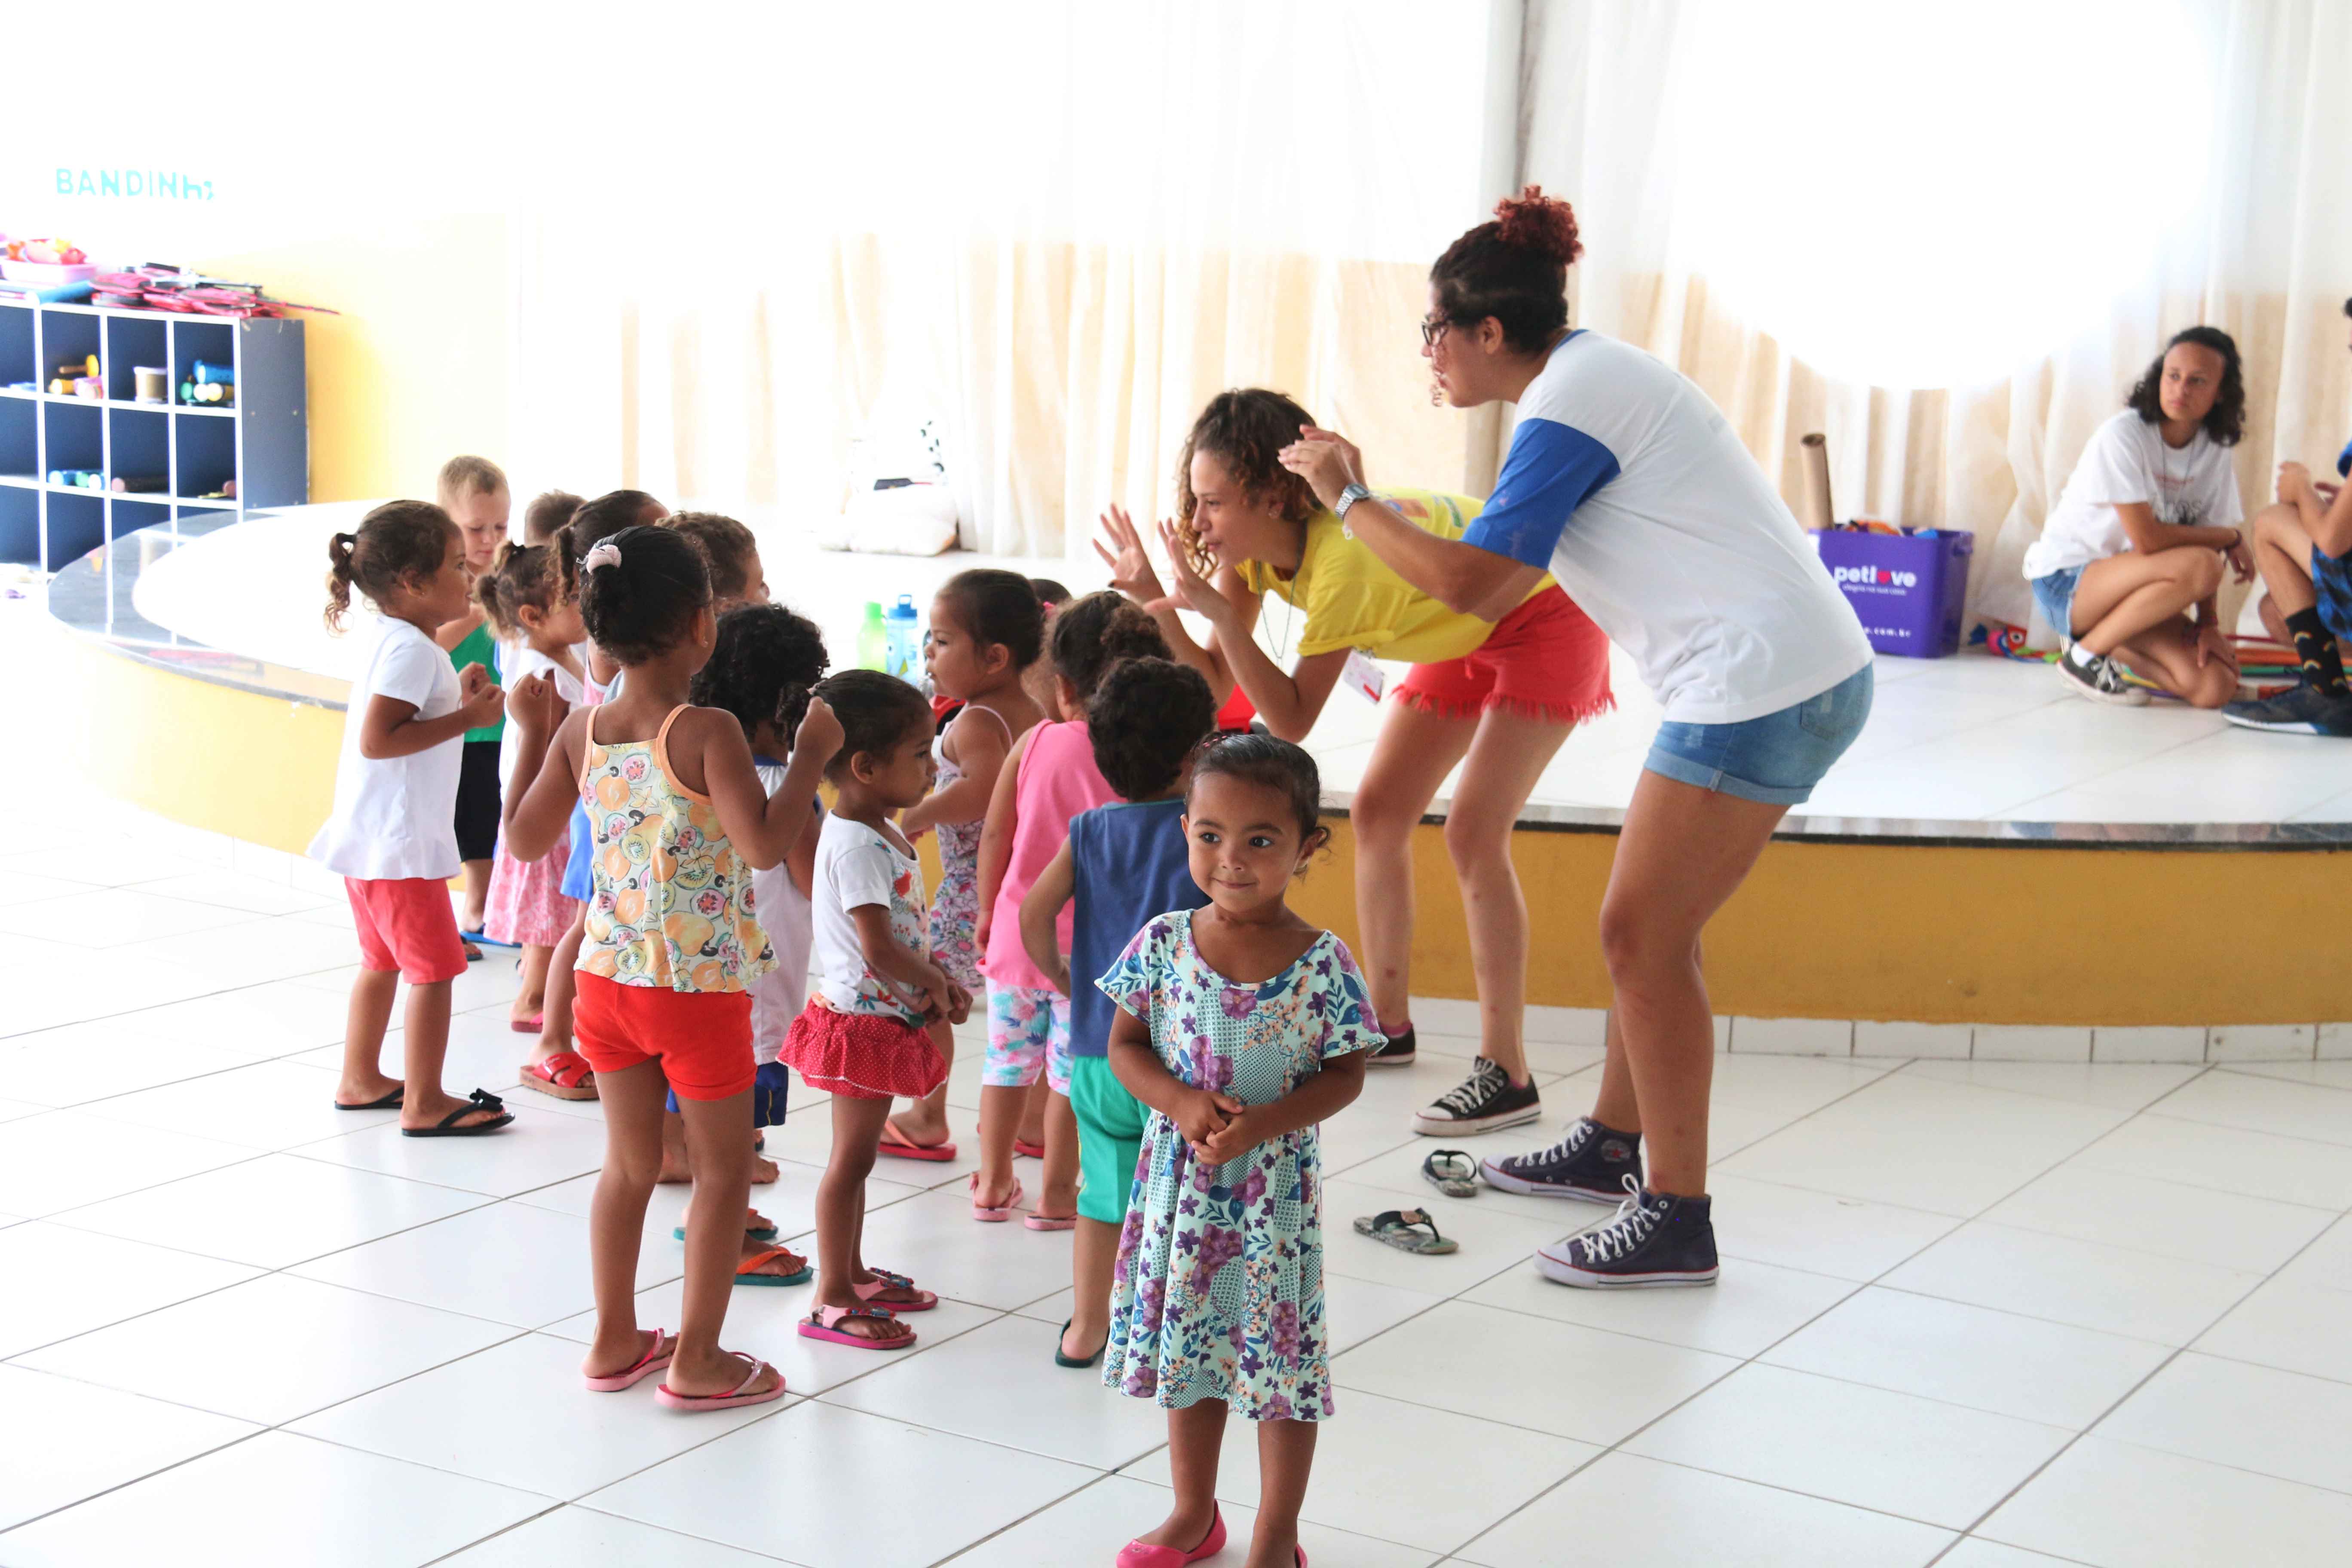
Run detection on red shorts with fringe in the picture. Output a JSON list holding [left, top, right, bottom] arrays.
[[1393, 584, 1612, 726], [780, 1000, 948, 1102]]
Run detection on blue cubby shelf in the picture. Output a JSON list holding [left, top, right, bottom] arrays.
[[0, 296, 306, 570]]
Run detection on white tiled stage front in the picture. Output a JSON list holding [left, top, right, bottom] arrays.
[[4, 772, 2352, 1564]]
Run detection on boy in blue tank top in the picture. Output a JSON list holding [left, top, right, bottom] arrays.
[[1020, 655, 1218, 1369]]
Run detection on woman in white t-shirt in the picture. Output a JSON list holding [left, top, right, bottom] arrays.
[[1278, 189, 1873, 1292], [2021, 327, 2254, 707]]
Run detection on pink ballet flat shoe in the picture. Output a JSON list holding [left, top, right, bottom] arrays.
[[582, 1327, 672, 1392], [1115, 1505, 1225, 1567]]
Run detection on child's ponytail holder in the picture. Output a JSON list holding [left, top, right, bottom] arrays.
[[582, 539, 624, 572]]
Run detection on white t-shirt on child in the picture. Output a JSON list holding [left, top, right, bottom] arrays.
[[810, 810, 929, 1023], [2023, 410, 2244, 580], [749, 766, 817, 1064], [308, 618, 466, 881], [495, 642, 586, 797]]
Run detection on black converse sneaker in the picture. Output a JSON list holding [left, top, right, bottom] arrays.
[[2055, 642, 2149, 706], [1412, 1057, 1542, 1135], [1366, 1024, 1416, 1068], [1479, 1117, 1641, 1201], [1534, 1177, 1719, 1288]]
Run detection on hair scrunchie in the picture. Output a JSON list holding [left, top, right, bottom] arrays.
[[582, 539, 624, 571]]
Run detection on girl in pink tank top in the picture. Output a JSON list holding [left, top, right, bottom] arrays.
[[969, 594, 1174, 1226]]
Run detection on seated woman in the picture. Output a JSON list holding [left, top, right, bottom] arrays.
[[2225, 296, 2352, 736], [1097, 388, 1611, 1137], [2021, 325, 2254, 708]]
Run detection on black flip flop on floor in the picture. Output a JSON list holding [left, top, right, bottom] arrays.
[[334, 1087, 405, 1111], [400, 1088, 515, 1138], [1053, 1318, 1103, 1369]]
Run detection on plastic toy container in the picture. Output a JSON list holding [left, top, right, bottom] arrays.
[[1, 260, 98, 285], [1815, 526, 1974, 658]]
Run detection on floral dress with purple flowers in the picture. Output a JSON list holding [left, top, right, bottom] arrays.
[[1093, 909, 1381, 1421]]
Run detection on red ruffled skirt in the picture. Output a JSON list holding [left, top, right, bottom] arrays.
[[780, 1000, 946, 1102]]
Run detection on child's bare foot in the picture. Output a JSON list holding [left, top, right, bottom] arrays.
[[1135, 1502, 1222, 1554], [738, 1240, 808, 1279], [582, 1326, 663, 1382], [680, 1201, 776, 1237], [888, 1102, 952, 1146], [850, 1265, 932, 1310], [666, 1346, 787, 1400], [807, 1301, 914, 1344], [334, 1069, 403, 1109], [751, 1153, 778, 1185], [399, 1087, 509, 1133]]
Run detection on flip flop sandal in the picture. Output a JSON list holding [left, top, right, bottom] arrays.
[[1422, 1148, 1480, 1199], [1053, 1318, 1103, 1369], [970, 1173, 1025, 1222], [851, 1268, 937, 1311], [655, 1353, 787, 1411], [734, 1245, 813, 1287], [519, 1051, 598, 1101], [583, 1327, 673, 1392], [1013, 1138, 1047, 1159], [509, 1015, 546, 1035], [877, 1117, 956, 1162], [461, 939, 484, 962], [673, 1217, 780, 1242], [463, 926, 521, 950], [400, 1088, 515, 1138], [1354, 1208, 1458, 1255], [334, 1086, 404, 1111], [1024, 1211, 1078, 1232], [799, 1304, 917, 1350]]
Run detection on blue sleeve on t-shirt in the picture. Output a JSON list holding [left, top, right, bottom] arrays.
[[2335, 435, 2351, 480], [1459, 417, 1621, 568]]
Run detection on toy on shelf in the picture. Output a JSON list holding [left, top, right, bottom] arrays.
[[180, 380, 232, 405], [0, 238, 95, 286], [192, 359, 232, 385], [109, 475, 166, 493], [133, 366, 168, 404], [45, 469, 104, 489]]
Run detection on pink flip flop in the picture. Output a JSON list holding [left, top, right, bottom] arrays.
[[654, 1352, 787, 1411], [850, 1267, 937, 1311], [582, 1327, 673, 1392], [1024, 1211, 1078, 1232], [877, 1117, 956, 1162], [1116, 1505, 1227, 1568], [509, 1015, 545, 1035], [970, 1173, 1025, 1222], [1013, 1138, 1046, 1159], [799, 1304, 917, 1350]]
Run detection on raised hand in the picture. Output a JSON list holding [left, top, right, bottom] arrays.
[[1152, 520, 1239, 628], [793, 694, 842, 765], [1093, 503, 1169, 606], [506, 671, 563, 735], [1277, 425, 1365, 508]]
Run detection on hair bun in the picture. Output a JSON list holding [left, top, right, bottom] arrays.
[[1493, 185, 1582, 265]]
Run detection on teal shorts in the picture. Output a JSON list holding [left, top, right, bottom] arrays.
[[1068, 1053, 1145, 1226]]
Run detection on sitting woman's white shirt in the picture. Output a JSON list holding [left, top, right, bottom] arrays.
[[2023, 409, 2243, 581]]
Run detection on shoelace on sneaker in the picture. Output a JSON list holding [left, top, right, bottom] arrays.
[[1510, 1115, 1594, 1172], [1574, 1176, 1660, 1263], [1431, 1058, 1508, 1118], [2091, 655, 2131, 695]]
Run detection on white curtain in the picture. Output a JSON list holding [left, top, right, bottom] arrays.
[[1519, 0, 2352, 637], [508, 1, 1503, 562]]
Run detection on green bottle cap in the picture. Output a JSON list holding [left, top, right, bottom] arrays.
[[864, 601, 884, 621]]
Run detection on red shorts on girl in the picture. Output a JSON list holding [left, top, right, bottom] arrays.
[[345, 877, 469, 985], [1393, 583, 1613, 726], [572, 971, 756, 1101], [780, 1001, 947, 1102]]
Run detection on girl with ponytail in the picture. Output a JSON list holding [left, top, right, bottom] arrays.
[[1277, 186, 1874, 1292]]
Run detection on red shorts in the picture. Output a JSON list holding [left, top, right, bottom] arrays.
[[1392, 584, 1613, 726], [572, 971, 756, 1101], [345, 877, 469, 985]]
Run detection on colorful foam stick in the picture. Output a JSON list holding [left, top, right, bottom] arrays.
[[192, 359, 233, 386], [110, 475, 168, 493]]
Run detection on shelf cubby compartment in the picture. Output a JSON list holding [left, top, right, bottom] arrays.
[[107, 406, 170, 496], [111, 496, 172, 548], [0, 305, 32, 390], [45, 487, 104, 567], [0, 396, 34, 480], [37, 309, 101, 391], [43, 399, 102, 477], [0, 484, 34, 563], [173, 409, 236, 502], [104, 314, 169, 406]]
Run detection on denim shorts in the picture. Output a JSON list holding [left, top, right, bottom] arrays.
[[1644, 665, 1874, 806], [2030, 567, 2083, 639], [2312, 545, 2352, 645]]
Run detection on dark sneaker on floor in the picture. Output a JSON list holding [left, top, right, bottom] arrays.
[[2055, 644, 2149, 705], [1413, 1057, 1542, 1135], [2221, 685, 2352, 737], [1367, 1024, 1416, 1068], [1479, 1116, 1641, 1201], [1535, 1178, 1719, 1288]]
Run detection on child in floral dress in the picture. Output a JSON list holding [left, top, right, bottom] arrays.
[[1097, 735, 1378, 1568]]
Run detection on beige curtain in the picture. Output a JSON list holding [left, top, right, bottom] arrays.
[[1519, 0, 2352, 637]]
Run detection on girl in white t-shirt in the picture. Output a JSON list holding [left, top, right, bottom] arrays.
[[310, 501, 513, 1136], [1279, 189, 1873, 1292], [2021, 327, 2254, 707], [478, 542, 588, 1034], [779, 669, 966, 1349]]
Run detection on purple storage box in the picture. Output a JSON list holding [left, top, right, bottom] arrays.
[[1815, 528, 1973, 658]]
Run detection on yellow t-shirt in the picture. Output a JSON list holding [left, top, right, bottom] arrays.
[[1234, 489, 1553, 666]]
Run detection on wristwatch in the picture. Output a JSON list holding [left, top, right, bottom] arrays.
[[1334, 483, 1373, 538]]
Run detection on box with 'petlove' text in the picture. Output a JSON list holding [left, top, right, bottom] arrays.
[[1815, 526, 1972, 658]]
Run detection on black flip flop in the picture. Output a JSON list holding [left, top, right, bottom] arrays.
[[1054, 1318, 1104, 1369], [400, 1088, 515, 1138], [334, 1086, 405, 1111], [1422, 1148, 1479, 1199]]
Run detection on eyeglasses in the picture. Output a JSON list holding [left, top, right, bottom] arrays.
[[1420, 315, 1455, 348]]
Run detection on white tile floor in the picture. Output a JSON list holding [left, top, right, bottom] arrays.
[[6, 810, 2352, 1565]]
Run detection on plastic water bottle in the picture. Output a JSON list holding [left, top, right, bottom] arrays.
[[884, 595, 922, 680], [856, 602, 889, 671]]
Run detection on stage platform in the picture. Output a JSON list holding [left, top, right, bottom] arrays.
[[26, 501, 2352, 1050]]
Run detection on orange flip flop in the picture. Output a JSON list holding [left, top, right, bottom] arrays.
[[878, 1116, 956, 1162]]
